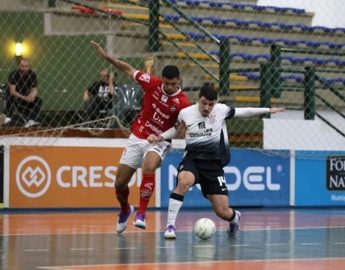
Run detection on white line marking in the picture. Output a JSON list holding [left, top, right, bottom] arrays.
[[4, 225, 345, 236], [231, 244, 250, 247], [266, 243, 289, 246], [70, 248, 94, 251], [24, 249, 49, 252], [38, 257, 345, 270]]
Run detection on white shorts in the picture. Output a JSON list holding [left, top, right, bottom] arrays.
[[119, 134, 172, 169]]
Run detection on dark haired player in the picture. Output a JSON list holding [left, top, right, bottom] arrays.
[[148, 84, 285, 239], [91, 41, 191, 233]]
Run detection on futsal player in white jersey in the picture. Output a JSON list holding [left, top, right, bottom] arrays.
[[148, 84, 285, 239]]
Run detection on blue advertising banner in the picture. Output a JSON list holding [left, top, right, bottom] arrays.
[[160, 149, 290, 207], [295, 151, 345, 206]]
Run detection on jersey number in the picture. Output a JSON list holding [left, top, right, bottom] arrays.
[[217, 176, 226, 187]]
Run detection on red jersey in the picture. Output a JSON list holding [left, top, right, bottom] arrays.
[[131, 71, 191, 139]]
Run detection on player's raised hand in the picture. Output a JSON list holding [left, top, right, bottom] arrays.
[[147, 134, 164, 143], [270, 107, 285, 113], [90, 41, 107, 58]]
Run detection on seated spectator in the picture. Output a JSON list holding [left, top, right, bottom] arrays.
[[83, 68, 116, 121], [7, 58, 42, 127]]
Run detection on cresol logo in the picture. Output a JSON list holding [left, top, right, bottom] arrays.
[[16, 156, 51, 198]]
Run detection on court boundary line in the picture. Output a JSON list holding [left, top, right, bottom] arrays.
[[37, 257, 345, 270]]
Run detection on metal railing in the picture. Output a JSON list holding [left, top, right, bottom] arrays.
[[58, 0, 230, 95], [262, 44, 345, 138]]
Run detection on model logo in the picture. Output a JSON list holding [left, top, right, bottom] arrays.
[[327, 156, 345, 190], [16, 156, 51, 198]]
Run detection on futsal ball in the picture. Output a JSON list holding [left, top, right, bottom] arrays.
[[194, 218, 216, 240]]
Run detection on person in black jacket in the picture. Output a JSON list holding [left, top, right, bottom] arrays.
[[7, 58, 42, 127], [82, 68, 116, 121]]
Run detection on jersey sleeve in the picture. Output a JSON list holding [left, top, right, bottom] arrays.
[[31, 72, 38, 87], [134, 70, 159, 93], [234, 107, 270, 117], [178, 108, 188, 123], [220, 104, 235, 119]]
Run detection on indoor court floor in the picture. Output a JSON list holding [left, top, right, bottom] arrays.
[[1, 208, 345, 270]]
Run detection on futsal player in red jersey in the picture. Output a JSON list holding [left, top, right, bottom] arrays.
[[91, 41, 191, 233]]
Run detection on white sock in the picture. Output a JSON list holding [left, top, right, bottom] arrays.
[[230, 210, 239, 224], [167, 197, 183, 227]]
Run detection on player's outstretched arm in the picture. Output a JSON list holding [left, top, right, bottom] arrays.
[[147, 126, 178, 143], [234, 107, 285, 117], [269, 107, 285, 113], [90, 41, 136, 77]]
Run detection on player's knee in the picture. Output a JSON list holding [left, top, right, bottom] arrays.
[[176, 177, 194, 193], [142, 163, 158, 174], [142, 153, 161, 173], [175, 185, 190, 194], [114, 176, 129, 189]]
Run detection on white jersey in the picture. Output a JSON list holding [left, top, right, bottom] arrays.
[[178, 103, 235, 165]]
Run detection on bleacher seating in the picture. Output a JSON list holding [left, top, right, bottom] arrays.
[[184, 32, 345, 50], [44, 0, 345, 97], [171, 0, 306, 15], [162, 13, 345, 35], [238, 72, 345, 86], [202, 50, 345, 68]]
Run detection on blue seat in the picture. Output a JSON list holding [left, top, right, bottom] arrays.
[[230, 53, 248, 61], [334, 28, 345, 34], [326, 78, 345, 85], [239, 72, 260, 81], [237, 36, 251, 43], [208, 2, 223, 8], [230, 3, 246, 10], [208, 16, 227, 25], [258, 37, 273, 45], [281, 56, 301, 65], [213, 33, 228, 41], [162, 13, 180, 22], [327, 43, 344, 49], [185, 0, 200, 6], [331, 59, 345, 67], [185, 31, 205, 39], [282, 75, 304, 83], [254, 54, 270, 62], [312, 58, 327, 65], [304, 41, 321, 48], [190, 16, 204, 23]]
